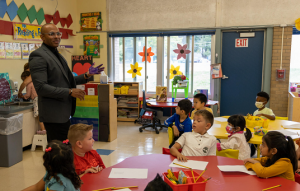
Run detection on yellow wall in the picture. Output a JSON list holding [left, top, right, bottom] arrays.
[[0, 0, 79, 93], [76, 0, 108, 82]]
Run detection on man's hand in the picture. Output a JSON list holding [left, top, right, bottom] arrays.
[[173, 125, 179, 137], [70, 89, 86, 101], [87, 63, 105, 77], [177, 153, 188, 162]]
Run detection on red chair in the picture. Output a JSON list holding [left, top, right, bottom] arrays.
[[162, 147, 182, 155], [295, 173, 300, 184]]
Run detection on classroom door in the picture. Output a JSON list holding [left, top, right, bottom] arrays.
[[220, 31, 264, 116]]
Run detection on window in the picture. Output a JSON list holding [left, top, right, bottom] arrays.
[[111, 33, 214, 97], [290, 34, 300, 88]]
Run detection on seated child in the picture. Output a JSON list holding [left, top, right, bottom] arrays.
[[164, 99, 193, 148], [190, 93, 213, 119], [21, 71, 46, 134], [253, 91, 275, 120], [170, 110, 217, 162], [68, 123, 106, 177], [217, 115, 252, 160], [144, 173, 172, 191], [295, 139, 300, 173], [22, 140, 81, 191], [244, 131, 298, 181]]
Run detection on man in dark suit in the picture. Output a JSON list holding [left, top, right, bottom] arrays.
[[29, 23, 104, 142]]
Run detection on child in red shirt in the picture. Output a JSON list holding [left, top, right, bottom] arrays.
[[68, 123, 106, 177]]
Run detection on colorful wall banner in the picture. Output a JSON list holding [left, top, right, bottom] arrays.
[[13, 23, 42, 41], [80, 12, 102, 32], [5, 42, 13, 59], [21, 43, 29, 59], [13, 43, 21, 59], [0, 42, 5, 59], [83, 35, 100, 58]]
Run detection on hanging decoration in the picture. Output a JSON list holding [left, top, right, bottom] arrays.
[[295, 18, 300, 31], [80, 12, 103, 32], [0, 0, 8, 18], [138, 46, 155, 63], [127, 62, 143, 78], [169, 65, 182, 79], [6, 0, 18, 21], [27, 5, 37, 24], [173, 43, 191, 60], [83, 35, 100, 58]]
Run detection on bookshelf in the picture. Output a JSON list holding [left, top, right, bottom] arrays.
[[113, 82, 143, 122]]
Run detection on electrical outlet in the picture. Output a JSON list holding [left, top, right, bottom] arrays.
[[14, 82, 18, 89]]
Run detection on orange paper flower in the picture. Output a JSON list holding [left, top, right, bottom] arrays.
[[296, 18, 300, 31], [138, 46, 155, 63]]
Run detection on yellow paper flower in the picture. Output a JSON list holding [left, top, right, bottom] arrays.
[[127, 62, 143, 78], [296, 18, 300, 31], [169, 65, 182, 79]]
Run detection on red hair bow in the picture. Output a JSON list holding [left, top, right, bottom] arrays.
[[45, 147, 52, 152], [63, 139, 69, 144]]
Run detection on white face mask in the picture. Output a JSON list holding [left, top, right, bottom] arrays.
[[255, 102, 264, 109]]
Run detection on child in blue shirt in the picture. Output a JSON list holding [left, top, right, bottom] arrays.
[[22, 140, 81, 191], [165, 99, 193, 148]]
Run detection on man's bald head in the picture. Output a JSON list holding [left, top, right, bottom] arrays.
[[40, 23, 61, 48]]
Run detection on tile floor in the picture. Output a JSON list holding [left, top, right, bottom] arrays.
[[0, 122, 169, 191]]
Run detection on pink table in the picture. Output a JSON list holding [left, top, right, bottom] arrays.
[[80, 154, 300, 191]]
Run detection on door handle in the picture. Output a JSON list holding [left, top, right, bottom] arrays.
[[222, 75, 228, 79]]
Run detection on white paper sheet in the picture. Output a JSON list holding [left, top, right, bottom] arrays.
[[117, 189, 131, 191], [169, 159, 208, 170], [282, 123, 300, 129], [212, 124, 221, 128], [214, 117, 228, 122], [269, 130, 298, 136], [217, 165, 257, 175], [108, 168, 148, 179]]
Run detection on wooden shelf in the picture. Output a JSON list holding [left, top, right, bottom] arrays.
[[114, 94, 138, 96], [117, 106, 139, 109], [117, 118, 136, 122]]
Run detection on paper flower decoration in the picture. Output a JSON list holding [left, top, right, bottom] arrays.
[[169, 65, 182, 79], [138, 46, 154, 63], [296, 18, 300, 31], [127, 62, 143, 78], [173, 44, 191, 60]]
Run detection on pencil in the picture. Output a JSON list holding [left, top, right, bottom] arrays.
[[195, 168, 206, 182], [262, 185, 281, 191], [93, 187, 115, 191], [112, 186, 138, 190], [173, 162, 190, 169], [202, 177, 211, 182], [191, 169, 196, 183]]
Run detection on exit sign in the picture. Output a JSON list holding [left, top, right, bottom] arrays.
[[235, 38, 248, 47]]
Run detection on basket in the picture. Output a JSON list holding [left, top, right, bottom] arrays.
[[246, 116, 269, 129], [114, 88, 120, 94], [120, 86, 129, 94]]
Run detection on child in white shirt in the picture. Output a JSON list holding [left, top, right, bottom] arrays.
[[217, 115, 252, 160], [254, 91, 275, 120], [170, 110, 217, 162]]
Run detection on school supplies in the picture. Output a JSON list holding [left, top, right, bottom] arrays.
[[191, 169, 196, 183], [254, 126, 268, 136], [93, 186, 137, 191], [202, 177, 211, 182], [262, 185, 281, 191], [112, 186, 138, 190], [108, 168, 148, 179], [217, 165, 257, 175], [178, 170, 187, 184], [196, 168, 207, 182], [246, 114, 269, 129]]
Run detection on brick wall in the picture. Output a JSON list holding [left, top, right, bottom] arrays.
[[269, 27, 292, 117]]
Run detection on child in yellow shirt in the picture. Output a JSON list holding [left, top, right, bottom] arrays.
[[244, 131, 298, 181], [190, 93, 213, 119]]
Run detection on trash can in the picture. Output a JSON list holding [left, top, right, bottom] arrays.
[[0, 114, 23, 167]]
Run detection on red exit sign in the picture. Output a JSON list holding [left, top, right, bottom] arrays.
[[235, 38, 248, 47]]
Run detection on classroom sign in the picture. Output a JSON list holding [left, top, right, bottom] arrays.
[[72, 55, 94, 81], [13, 23, 42, 41], [235, 38, 248, 47], [80, 12, 103, 32], [83, 35, 100, 58]]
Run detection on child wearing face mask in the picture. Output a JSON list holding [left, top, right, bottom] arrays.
[[253, 91, 275, 120], [217, 115, 252, 160]]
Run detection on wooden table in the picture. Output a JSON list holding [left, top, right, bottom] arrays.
[[208, 118, 300, 157], [80, 154, 300, 191]]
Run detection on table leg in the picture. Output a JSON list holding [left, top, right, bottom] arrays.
[[257, 145, 261, 158]]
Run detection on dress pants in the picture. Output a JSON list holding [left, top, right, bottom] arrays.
[[44, 120, 71, 143]]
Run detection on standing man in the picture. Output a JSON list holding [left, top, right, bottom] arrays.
[[29, 23, 104, 142]]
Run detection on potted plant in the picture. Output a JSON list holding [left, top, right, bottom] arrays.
[[173, 75, 188, 87]]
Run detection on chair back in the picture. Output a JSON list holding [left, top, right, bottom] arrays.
[[142, 90, 147, 110], [275, 116, 288, 120], [216, 149, 239, 159], [162, 147, 182, 155], [295, 173, 300, 184], [168, 127, 174, 145]]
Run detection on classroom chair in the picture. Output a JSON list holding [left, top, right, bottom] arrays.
[[162, 147, 182, 155], [295, 173, 300, 184], [139, 90, 167, 134], [168, 127, 174, 145], [275, 116, 288, 120], [216, 149, 239, 159], [31, 134, 47, 152]]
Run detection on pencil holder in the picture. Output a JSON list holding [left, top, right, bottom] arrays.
[[163, 170, 207, 191]]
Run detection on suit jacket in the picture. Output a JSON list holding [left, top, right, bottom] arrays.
[[29, 44, 87, 123]]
